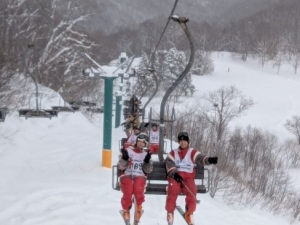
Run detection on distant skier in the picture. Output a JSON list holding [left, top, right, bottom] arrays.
[[118, 133, 153, 225], [164, 132, 218, 225], [149, 123, 159, 154]]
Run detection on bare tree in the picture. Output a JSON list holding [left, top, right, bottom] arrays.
[[201, 85, 254, 144], [284, 115, 300, 145], [273, 51, 285, 74], [0, 0, 30, 110], [0, 0, 100, 109], [279, 139, 300, 167], [199, 86, 253, 197]]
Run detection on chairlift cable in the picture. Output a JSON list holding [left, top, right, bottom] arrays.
[[141, 70, 159, 122], [148, 0, 179, 69]]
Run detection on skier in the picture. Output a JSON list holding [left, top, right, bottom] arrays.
[[118, 133, 153, 225], [124, 126, 141, 149], [164, 132, 218, 225], [149, 123, 159, 154]]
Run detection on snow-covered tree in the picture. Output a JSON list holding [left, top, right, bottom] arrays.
[[0, 0, 34, 109], [162, 47, 194, 96], [191, 50, 214, 76]]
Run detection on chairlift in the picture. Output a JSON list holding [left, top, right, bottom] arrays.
[[69, 100, 96, 107], [86, 106, 103, 114], [115, 108, 209, 195], [112, 161, 210, 195], [51, 93, 77, 113], [51, 106, 75, 113], [112, 5, 207, 196], [18, 93, 58, 120], [0, 107, 9, 122]]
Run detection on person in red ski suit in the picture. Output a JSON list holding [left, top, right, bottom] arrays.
[[124, 126, 141, 149], [149, 123, 159, 154], [118, 133, 153, 225], [164, 132, 218, 225]]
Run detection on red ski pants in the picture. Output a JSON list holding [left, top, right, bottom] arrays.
[[165, 178, 197, 213], [149, 144, 159, 154], [120, 176, 146, 210]]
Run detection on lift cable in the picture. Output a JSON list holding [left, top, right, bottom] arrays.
[[148, 0, 179, 69]]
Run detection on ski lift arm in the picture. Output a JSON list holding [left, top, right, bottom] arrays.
[[158, 17, 195, 161], [82, 52, 106, 74]]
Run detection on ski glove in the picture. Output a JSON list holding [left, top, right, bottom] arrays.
[[144, 151, 151, 163], [208, 157, 218, 164], [121, 149, 129, 161], [173, 173, 183, 183]]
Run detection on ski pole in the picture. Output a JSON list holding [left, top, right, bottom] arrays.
[[181, 181, 200, 204]]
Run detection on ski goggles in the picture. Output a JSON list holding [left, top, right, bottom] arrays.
[[137, 133, 149, 143], [178, 132, 188, 139]]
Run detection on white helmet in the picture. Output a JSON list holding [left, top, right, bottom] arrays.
[[136, 133, 149, 146]]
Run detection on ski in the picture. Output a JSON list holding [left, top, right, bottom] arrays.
[[175, 206, 194, 225], [133, 195, 144, 225], [132, 210, 144, 225], [175, 205, 185, 219], [167, 212, 174, 225], [119, 210, 130, 225]]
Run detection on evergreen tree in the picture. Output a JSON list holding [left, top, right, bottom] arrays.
[[191, 50, 214, 76], [162, 47, 194, 96]]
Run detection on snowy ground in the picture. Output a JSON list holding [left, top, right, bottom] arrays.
[[0, 52, 299, 225]]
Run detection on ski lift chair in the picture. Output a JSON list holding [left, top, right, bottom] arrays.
[[19, 109, 57, 119], [69, 101, 96, 107], [70, 105, 80, 111], [67, 101, 81, 111], [51, 106, 75, 113], [86, 106, 104, 113], [82, 101, 96, 107], [18, 93, 58, 120], [112, 161, 210, 195]]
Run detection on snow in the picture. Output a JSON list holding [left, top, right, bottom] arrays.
[[0, 52, 300, 225]]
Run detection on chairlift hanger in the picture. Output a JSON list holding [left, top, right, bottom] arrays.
[[157, 15, 195, 161]]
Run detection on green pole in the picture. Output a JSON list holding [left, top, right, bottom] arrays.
[[120, 74, 123, 92], [117, 74, 123, 128], [115, 95, 122, 128], [102, 76, 117, 168]]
